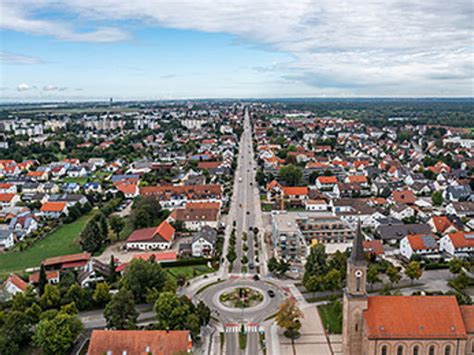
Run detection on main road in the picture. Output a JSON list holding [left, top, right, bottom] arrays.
[[231, 107, 260, 275]]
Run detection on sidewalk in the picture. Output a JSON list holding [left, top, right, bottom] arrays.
[[278, 306, 332, 355]]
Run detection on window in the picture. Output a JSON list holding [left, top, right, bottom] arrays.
[[429, 346, 435, 355], [444, 345, 451, 355], [381, 345, 388, 355], [397, 345, 404, 355], [412, 346, 419, 355]]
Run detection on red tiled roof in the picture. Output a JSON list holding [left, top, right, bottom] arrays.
[[27, 170, 46, 177], [62, 260, 89, 269], [29, 270, 60, 284], [87, 330, 192, 355], [133, 251, 177, 262], [317, 176, 337, 184], [185, 201, 221, 209], [407, 234, 438, 251], [197, 161, 222, 170], [117, 182, 138, 195], [155, 221, 175, 242], [127, 226, 159, 242], [447, 232, 474, 248], [0, 193, 15, 202], [364, 296, 467, 339], [363, 240, 385, 255], [283, 186, 308, 196], [392, 190, 416, 204], [266, 180, 282, 191], [460, 306, 474, 333], [6, 273, 28, 292], [40, 201, 67, 212], [127, 221, 175, 243], [43, 252, 91, 267], [431, 216, 455, 234], [348, 175, 368, 183]]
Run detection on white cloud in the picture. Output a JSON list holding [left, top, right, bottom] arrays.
[[2, 0, 473, 95], [0, 3, 130, 43], [17, 83, 33, 91], [0, 51, 44, 64], [42, 85, 68, 91]]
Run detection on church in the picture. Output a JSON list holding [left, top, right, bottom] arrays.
[[342, 223, 474, 355]]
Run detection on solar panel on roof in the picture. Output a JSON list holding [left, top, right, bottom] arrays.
[[421, 235, 437, 249]]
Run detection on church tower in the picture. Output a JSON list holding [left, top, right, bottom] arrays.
[[342, 220, 368, 355]]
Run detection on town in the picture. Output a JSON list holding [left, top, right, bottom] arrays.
[[0, 100, 472, 354]]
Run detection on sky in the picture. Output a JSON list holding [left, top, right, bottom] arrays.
[[0, 0, 473, 101]]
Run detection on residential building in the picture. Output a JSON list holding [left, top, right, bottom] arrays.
[[126, 220, 175, 251], [87, 330, 192, 355]]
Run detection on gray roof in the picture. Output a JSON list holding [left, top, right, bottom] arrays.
[[447, 185, 472, 200], [376, 223, 432, 240], [192, 226, 217, 244]]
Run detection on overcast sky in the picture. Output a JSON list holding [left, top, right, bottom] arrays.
[[1, 0, 473, 101]]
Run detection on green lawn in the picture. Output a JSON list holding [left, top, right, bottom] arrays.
[[0, 211, 95, 278], [317, 302, 343, 334], [165, 265, 214, 281]]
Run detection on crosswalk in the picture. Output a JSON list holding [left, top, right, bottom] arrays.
[[224, 323, 262, 333]]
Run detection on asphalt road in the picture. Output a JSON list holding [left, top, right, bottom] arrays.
[[232, 108, 258, 274], [222, 108, 272, 354]]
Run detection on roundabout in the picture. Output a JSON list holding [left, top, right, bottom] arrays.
[[198, 277, 284, 323], [218, 286, 264, 309]]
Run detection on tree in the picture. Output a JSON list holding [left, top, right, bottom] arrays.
[[63, 284, 90, 311], [431, 191, 443, 206], [367, 265, 381, 290], [40, 284, 61, 310], [107, 255, 118, 283], [93, 282, 111, 307], [164, 131, 173, 142], [2, 310, 34, 348], [186, 313, 201, 341], [38, 264, 48, 296], [109, 215, 125, 239], [95, 212, 109, 239], [276, 298, 304, 340], [33, 311, 82, 355], [449, 258, 463, 275], [154, 292, 190, 330], [79, 220, 103, 252], [323, 269, 341, 291], [196, 301, 211, 326], [267, 257, 279, 273], [304, 274, 322, 295], [386, 265, 401, 287], [104, 289, 138, 330], [449, 271, 470, 291], [303, 244, 328, 286], [120, 258, 168, 302], [405, 261, 422, 285], [278, 164, 303, 186]]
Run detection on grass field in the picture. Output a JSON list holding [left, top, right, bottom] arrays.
[[0, 211, 95, 278], [165, 265, 214, 281], [317, 302, 343, 334]]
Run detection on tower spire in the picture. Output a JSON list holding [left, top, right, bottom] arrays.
[[351, 218, 365, 265]]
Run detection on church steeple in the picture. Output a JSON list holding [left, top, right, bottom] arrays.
[[342, 218, 368, 355], [346, 219, 367, 296], [350, 219, 366, 266]]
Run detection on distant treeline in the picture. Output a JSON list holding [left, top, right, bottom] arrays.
[[267, 98, 474, 128]]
